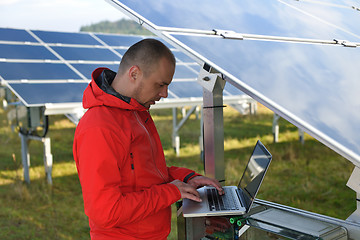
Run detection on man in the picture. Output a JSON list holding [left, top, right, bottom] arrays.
[[73, 39, 223, 240]]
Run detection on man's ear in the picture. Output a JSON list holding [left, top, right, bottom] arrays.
[[128, 65, 141, 82]]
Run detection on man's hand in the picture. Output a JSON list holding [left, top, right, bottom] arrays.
[[187, 176, 224, 195], [170, 180, 202, 202]]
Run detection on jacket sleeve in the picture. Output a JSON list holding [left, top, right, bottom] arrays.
[[73, 127, 181, 228], [167, 166, 202, 183]]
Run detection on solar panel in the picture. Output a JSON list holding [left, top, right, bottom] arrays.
[[110, 0, 359, 41], [0, 62, 81, 81], [0, 27, 251, 113], [0, 44, 57, 60], [50, 46, 121, 61], [32, 30, 101, 45], [94, 33, 144, 46], [71, 63, 120, 79], [169, 81, 203, 98], [7, 82, 88, 106], [0, 28, 37, 42], [106, 0, 360, 165], [280, 0, 360, 40]]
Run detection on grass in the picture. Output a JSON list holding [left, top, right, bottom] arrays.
[[0, 102, 355, 239]]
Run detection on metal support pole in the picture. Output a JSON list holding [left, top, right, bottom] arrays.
[[199, 106, 204, 163], [198, 65, 226, 182], [347, 166, 360, 224], [172, 106, 198, 156], [299, 128, 305, 145], [172, 108, 180, 155], [19, 132, 30, 184], [272, 113, 280, 143], [43, 137, 53, 184]]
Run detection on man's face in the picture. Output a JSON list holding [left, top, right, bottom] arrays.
[[133, 57, 175, 108]]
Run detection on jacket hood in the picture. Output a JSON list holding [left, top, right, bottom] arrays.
[[82, 67, 147, 111]]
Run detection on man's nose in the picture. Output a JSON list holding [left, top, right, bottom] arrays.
[[159, 86, 168, 98]]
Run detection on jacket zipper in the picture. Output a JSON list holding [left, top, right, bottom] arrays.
[[130, 152, 136, 191], [133, 111, 167, 182]]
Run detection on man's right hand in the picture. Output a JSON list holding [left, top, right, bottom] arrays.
[[170, 180, 202, 202]]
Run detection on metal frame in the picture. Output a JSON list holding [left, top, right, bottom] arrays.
[[19, 126, 53, 184]]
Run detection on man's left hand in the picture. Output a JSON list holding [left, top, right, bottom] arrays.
[[187, 176, 224, 195]]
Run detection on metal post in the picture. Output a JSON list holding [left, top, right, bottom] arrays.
[[198, 65, 226, 182], [347, 166, 360, 224], [172, 108, 180, 155], [199, 106, 204, 162], [43, 137, 53, 184], [172, 106, 198, 156], [272, 113, 280, 143], [19, 132, 30, 184], [298, 128, 305, 145]]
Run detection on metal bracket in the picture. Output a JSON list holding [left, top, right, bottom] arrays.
[[347, 166, 360, 223], [213, 29, 244, 40], [334, 39, 357, 48], [197, 64, 226, 93]]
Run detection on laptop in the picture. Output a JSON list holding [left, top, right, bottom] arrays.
[[182, 140, 272, 217]]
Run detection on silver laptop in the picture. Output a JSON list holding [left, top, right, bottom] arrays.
[[182, 140, 272, 217]]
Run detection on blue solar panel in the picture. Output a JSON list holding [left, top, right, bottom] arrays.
[[173, 65, 198, 79], [0, 28, 38, 42], [114, 49, 127, 56], [281, 0, 360, 40], [113, 0, 358, 41], [0, 44, 57, 60], [169, 81, 203, 98], [169, 33, 360, 162], [224, 83, 246, 96], [51, 46, 121, 61], [72, 64, 119, 79], [173, 51, 195, 63], [0, 27, 249, 113], [95, 33, 144, 46], [0, 62, 82, 80], [32, 30, 101, 45], [8, 82, 88, 105]]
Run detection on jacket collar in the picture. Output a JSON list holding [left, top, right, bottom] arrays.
[[82, 68, 147, 111], [95, 69, 131, 104]]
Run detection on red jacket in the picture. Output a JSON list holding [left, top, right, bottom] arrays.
[[73, 68, 199, 239]]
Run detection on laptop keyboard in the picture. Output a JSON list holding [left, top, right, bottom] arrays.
[[206, 188, 241, 211]]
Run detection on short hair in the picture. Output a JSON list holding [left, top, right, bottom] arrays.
[[118, 38, 176, 76]]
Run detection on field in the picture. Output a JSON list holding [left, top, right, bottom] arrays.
[[0, 102, 355, 240]]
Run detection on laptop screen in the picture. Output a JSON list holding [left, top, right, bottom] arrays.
[[237, 140, 272, 210]]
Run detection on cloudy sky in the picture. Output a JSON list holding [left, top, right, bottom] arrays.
[[0, 0, 128, 32]]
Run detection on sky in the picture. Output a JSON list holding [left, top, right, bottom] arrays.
[[0, 0, 128, 32]]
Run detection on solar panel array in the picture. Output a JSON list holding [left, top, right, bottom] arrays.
[[107, 0, 360, 165], [0, 27, 251, 114]]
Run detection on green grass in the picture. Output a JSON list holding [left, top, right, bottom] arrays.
[[0, 103, 355, 239]]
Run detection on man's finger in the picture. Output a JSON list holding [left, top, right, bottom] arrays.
[[183, 191, 202, 202]]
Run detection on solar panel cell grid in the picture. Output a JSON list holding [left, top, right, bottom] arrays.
[[51, 46, 121, 61], [0, 28, 37, 42], [8, 82, 88, 105], [0, 62, 82, 81], [0, 44, 57, 60], [32, 30, 102, 45], [95, 33, 144, 47], [0, 27, 247, 114]]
